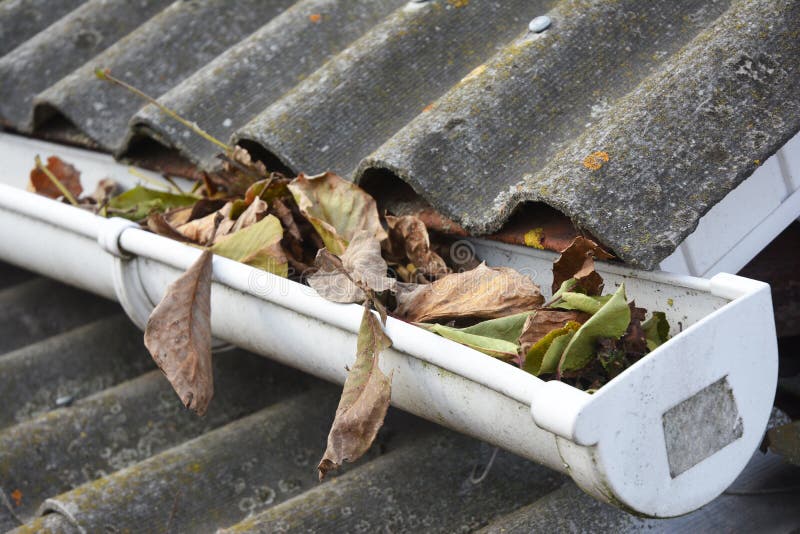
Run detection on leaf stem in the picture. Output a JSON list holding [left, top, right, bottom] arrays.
[[128, 166, 181, 193], [34, 155, 79, 206], [95, 68, 230, 152]]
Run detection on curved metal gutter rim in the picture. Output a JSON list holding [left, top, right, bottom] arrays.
[[118, 227, 545, 407], [0, 183, 100, 239]]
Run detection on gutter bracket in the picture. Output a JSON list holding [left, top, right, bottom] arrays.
[[98, 217, 156, 330]]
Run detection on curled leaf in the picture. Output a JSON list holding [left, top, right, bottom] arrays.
[[308, 232, 396, 303], [147, 212, 196, 244], [396, 263, 544, 323], [29, 155, 83, 200], [177, 210, 225, 246], [211, 215, 288, 277], [642, 311, 670, 351], [144, 249, 214, 415], [518, 309, 590, 358], [288, 172, 387, 255], [551, 236, 613, 296], [523, 322, 581, 375], [385, 215, 450, 280], [553, 292, 613, 315], [558, 284, 631, 375], [319, 304, 393, 480]]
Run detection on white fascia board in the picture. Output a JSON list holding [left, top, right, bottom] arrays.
[[660, 131, 800, 276]]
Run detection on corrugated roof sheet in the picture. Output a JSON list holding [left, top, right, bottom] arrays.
[[1, 0, 799, 266], [1, 262, 798, 532]]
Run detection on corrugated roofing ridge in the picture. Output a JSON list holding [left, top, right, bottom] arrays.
[[357, 0, 800, 268], [233, 0, 549, 176], [126, 0, 405, 170], [0, 0, 173, 131], [31, 0, 297, 153]]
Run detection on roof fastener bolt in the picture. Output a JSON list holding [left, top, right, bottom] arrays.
[[55, 395, 74, 407], [528, 15, 551, 33]]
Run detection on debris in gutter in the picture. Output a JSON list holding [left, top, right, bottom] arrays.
[[26, 70, 676, 481]]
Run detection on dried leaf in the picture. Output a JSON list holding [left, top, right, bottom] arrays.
[[385, 215, 450, 280], [288, 172, 387, 255], [144, 249, 213, 415], [551, 236, 613, 296], [108, 186, 199, 221], [28, 156, 83, 200], [244, 175, 291, 205], [228, 198, 268, 235], [642, 311, 670, 351], [147, 212, 196, 244], [558, 284, 631, 375], [522, 322, 581, 375], [177, 211, 224, 246], [518, 309, 590, 358], [318, 304, 393, 480], [396, 263, 544, 323], [308, 231, 395, 303], [89, 178, 120, 206], [417, 323, 519, 360], [211, 215, 288, 277]]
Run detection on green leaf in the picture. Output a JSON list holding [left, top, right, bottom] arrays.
[[523, 322, 580, 375], [558, 284, 631, 374], [419, 323, 520, 360], [211, 215, 288, 277], [554, 292, 613, 314], [459, 311, 535, 343], [642, 311, 670, 351], [288, 172, 386, 256], [550, 278, 577, 302], [107, 186, 198, 220]]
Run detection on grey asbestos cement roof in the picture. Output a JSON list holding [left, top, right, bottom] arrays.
[[1, 0, 799, 268]]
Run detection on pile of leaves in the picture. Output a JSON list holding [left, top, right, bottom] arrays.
[[28, 146, 671, 479], [26, 70, 672, 480]]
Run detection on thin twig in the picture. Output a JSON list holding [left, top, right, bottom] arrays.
[[95, 68, 230, 152], [34, 155, 79, 206], [128, 167, 180, 193]]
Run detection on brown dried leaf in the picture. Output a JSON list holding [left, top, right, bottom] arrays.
[[28, 156, 83, 200], [288, 172, 387, 256], [551, 236, 614, 296], [144, 249, 214, 415], [318, 304, 392, 480], [385, 215, 450, 280], [396, 263, 544, 323], [147, 212, 197, 244], [518, 309, 590, 359], [177, 211, 224, 246], [89, 178, 119, 206], [308, 231, 396, 303]]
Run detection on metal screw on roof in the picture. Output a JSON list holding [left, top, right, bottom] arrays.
[[55, 395, 74, 407], [528, 15, 551, 33]]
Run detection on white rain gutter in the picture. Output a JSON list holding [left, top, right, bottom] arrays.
[[0, 133, 779, 518]]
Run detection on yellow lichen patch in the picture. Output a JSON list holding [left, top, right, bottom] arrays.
[[447, 0, 468, 7], [583, 151, 610, 171], [188, 462, 202, 473], [422, 102, 435, 113], [524, 228, 545, 249], [308, 13, 322, 23]]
